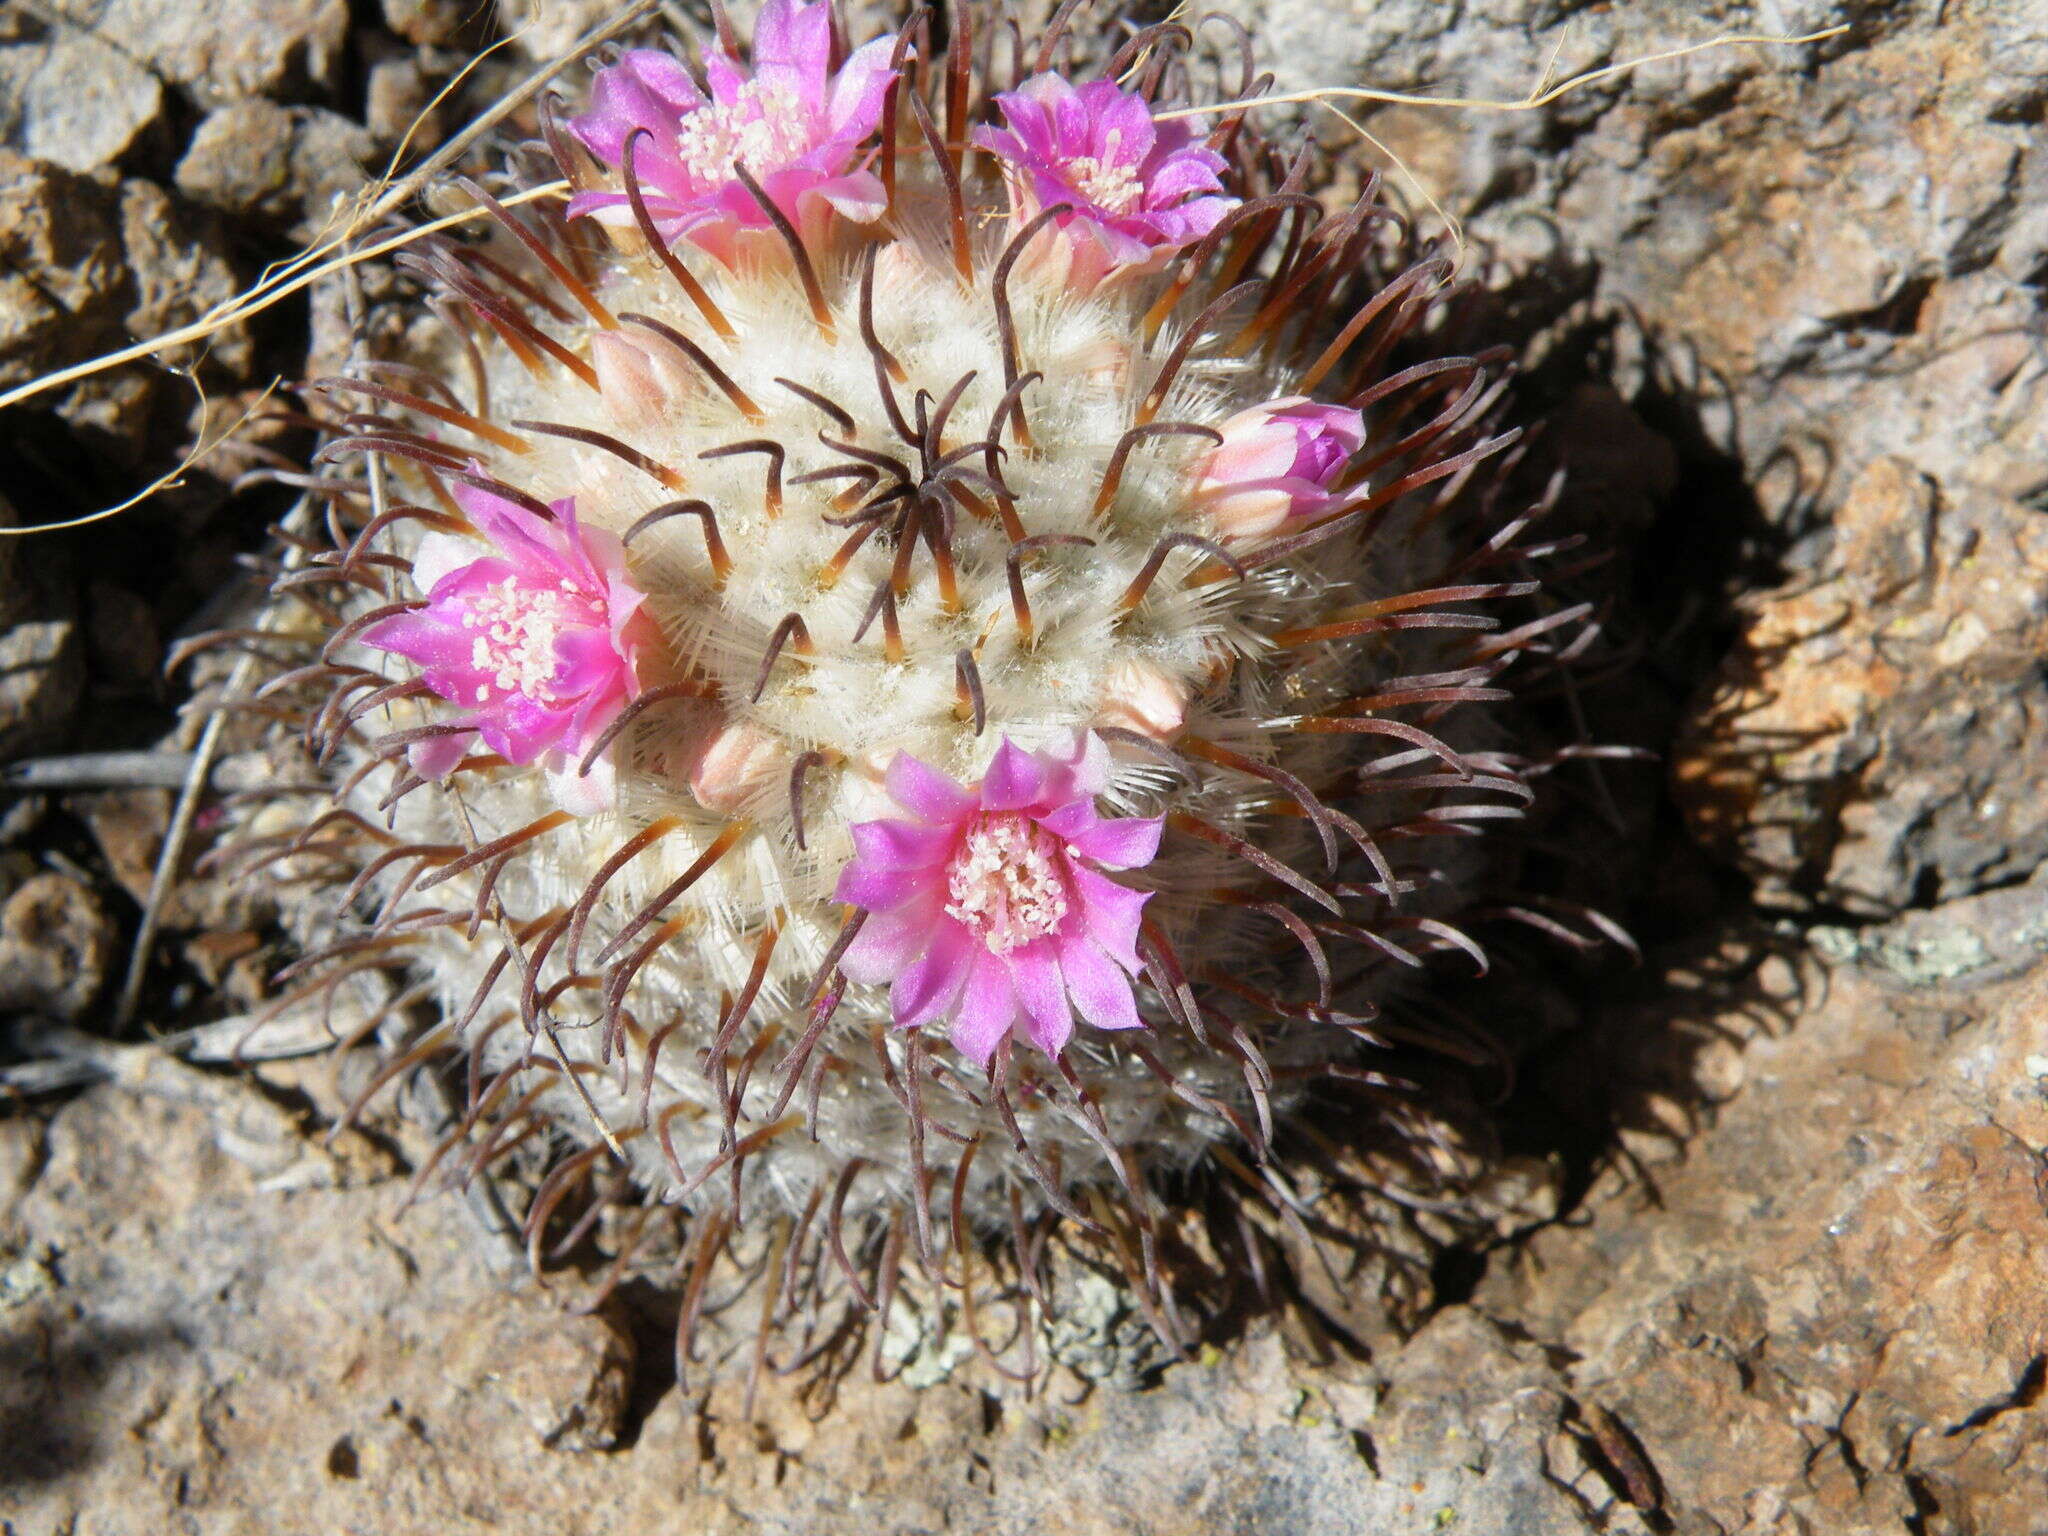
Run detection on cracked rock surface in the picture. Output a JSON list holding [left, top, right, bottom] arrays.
[[3, 0, 2047, 1532]]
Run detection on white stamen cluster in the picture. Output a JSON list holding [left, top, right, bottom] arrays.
[[1067, 149, 1142, 213], [945, 815, 1072, 952], [673, 77, 809, 183], [462, 580, 570, 701]]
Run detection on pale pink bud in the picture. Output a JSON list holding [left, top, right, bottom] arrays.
[[592, 329, 698, 428], [1191, 396, 1366, 541], [1095, 657, 1187, 740], [689, 720, 788, 814]]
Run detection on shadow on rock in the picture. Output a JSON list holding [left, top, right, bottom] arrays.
[[0, 1315, 171, 1488]]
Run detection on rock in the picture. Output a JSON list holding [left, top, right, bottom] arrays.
[[1674, 456, 2048, 912], [0, 616, 81, 758], [117, 178, 252, 375], [1480, 904, 2048, 1536], [0, 149, 126, 389], [74, 786, 277, 937], [42, 0, 349, 108], [176, 101, 374, 237], [0, 11, 164, 171], [1359, 1308, 1632, 1535], [1306, 0, 2048, 582], [364, 54, 442, 149], [0, 148, 248, 454], [0, 494, 82, 756], [173, 99, 296, 220], [0, 872, 112, 1018], [0, 1115, 42, 1226], [84, 578, 162, 692], [0, 497, 80, 762], [451, 1296, 638, 1451], [495, 0, 617, 60], [72, 787, 170, 909], [382, 0, 477, 47]]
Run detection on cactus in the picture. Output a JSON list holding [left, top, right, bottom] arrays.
[[223, 0, 1579, 1367]]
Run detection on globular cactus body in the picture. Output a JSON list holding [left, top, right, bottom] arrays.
[[229, 0, 1567, 1356]]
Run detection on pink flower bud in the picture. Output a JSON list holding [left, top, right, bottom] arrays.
[[591, 329, 698, 428], [689, 720, 788, 814], [1191, 396, 1366, 541], [1095, 657, 1188, 741]]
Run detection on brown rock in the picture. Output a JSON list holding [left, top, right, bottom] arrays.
[[84, 579, 161, 691], [44, 0, 349, 108], [0, 12, 164, 171], [0, 589, 82, 761], [365, 55, 442, 149], [0, 1115, 42, 1226], [173, 98, 295, 219], [1480, 895, 2048, 1536], [1674, 458, 2048, 911], [494, 0, 616, 60], [0, 148, 126, 389], [73, 787, 170, 908], [176, 101, 374, 237], [0, 500, 80, 757], [76, 786, 279, 937], [117, 178, 252, 375], [451, 1294, 638, 1451], [381, 0, 476, 47], [0, 148, 248, 455], [0, 872, 112, 1018]]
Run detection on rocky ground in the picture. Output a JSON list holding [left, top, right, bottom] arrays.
[[3, 1, 2045, 1532]]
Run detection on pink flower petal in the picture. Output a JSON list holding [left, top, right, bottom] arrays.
[[979, 739, 1048, 812], [1057, 936, 1142, 1032], [1004, 939, 1072, 1057], [832, 859, 931, 913], [1065, 812, 1163, 870], [950, 954, 1020, 1065], [1033, 797, 1100, 844], [889, 928, 975, 1030], [407, 731, 472, 781], [805, 169, 889, 223], [847, 815, 957, 873], [840, 899, 945, 984], [885, 752, 976, 824], [827, 36, 895, 134], [1070, 865, 1150, 972]]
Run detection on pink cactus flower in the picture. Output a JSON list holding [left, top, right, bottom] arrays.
[[360, 479, 655, 816], [833, 735, 1162, 1065], [972, 73, 1236, 280], [566, 0, 896, 262], [1191, 396, 1367, 541]]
